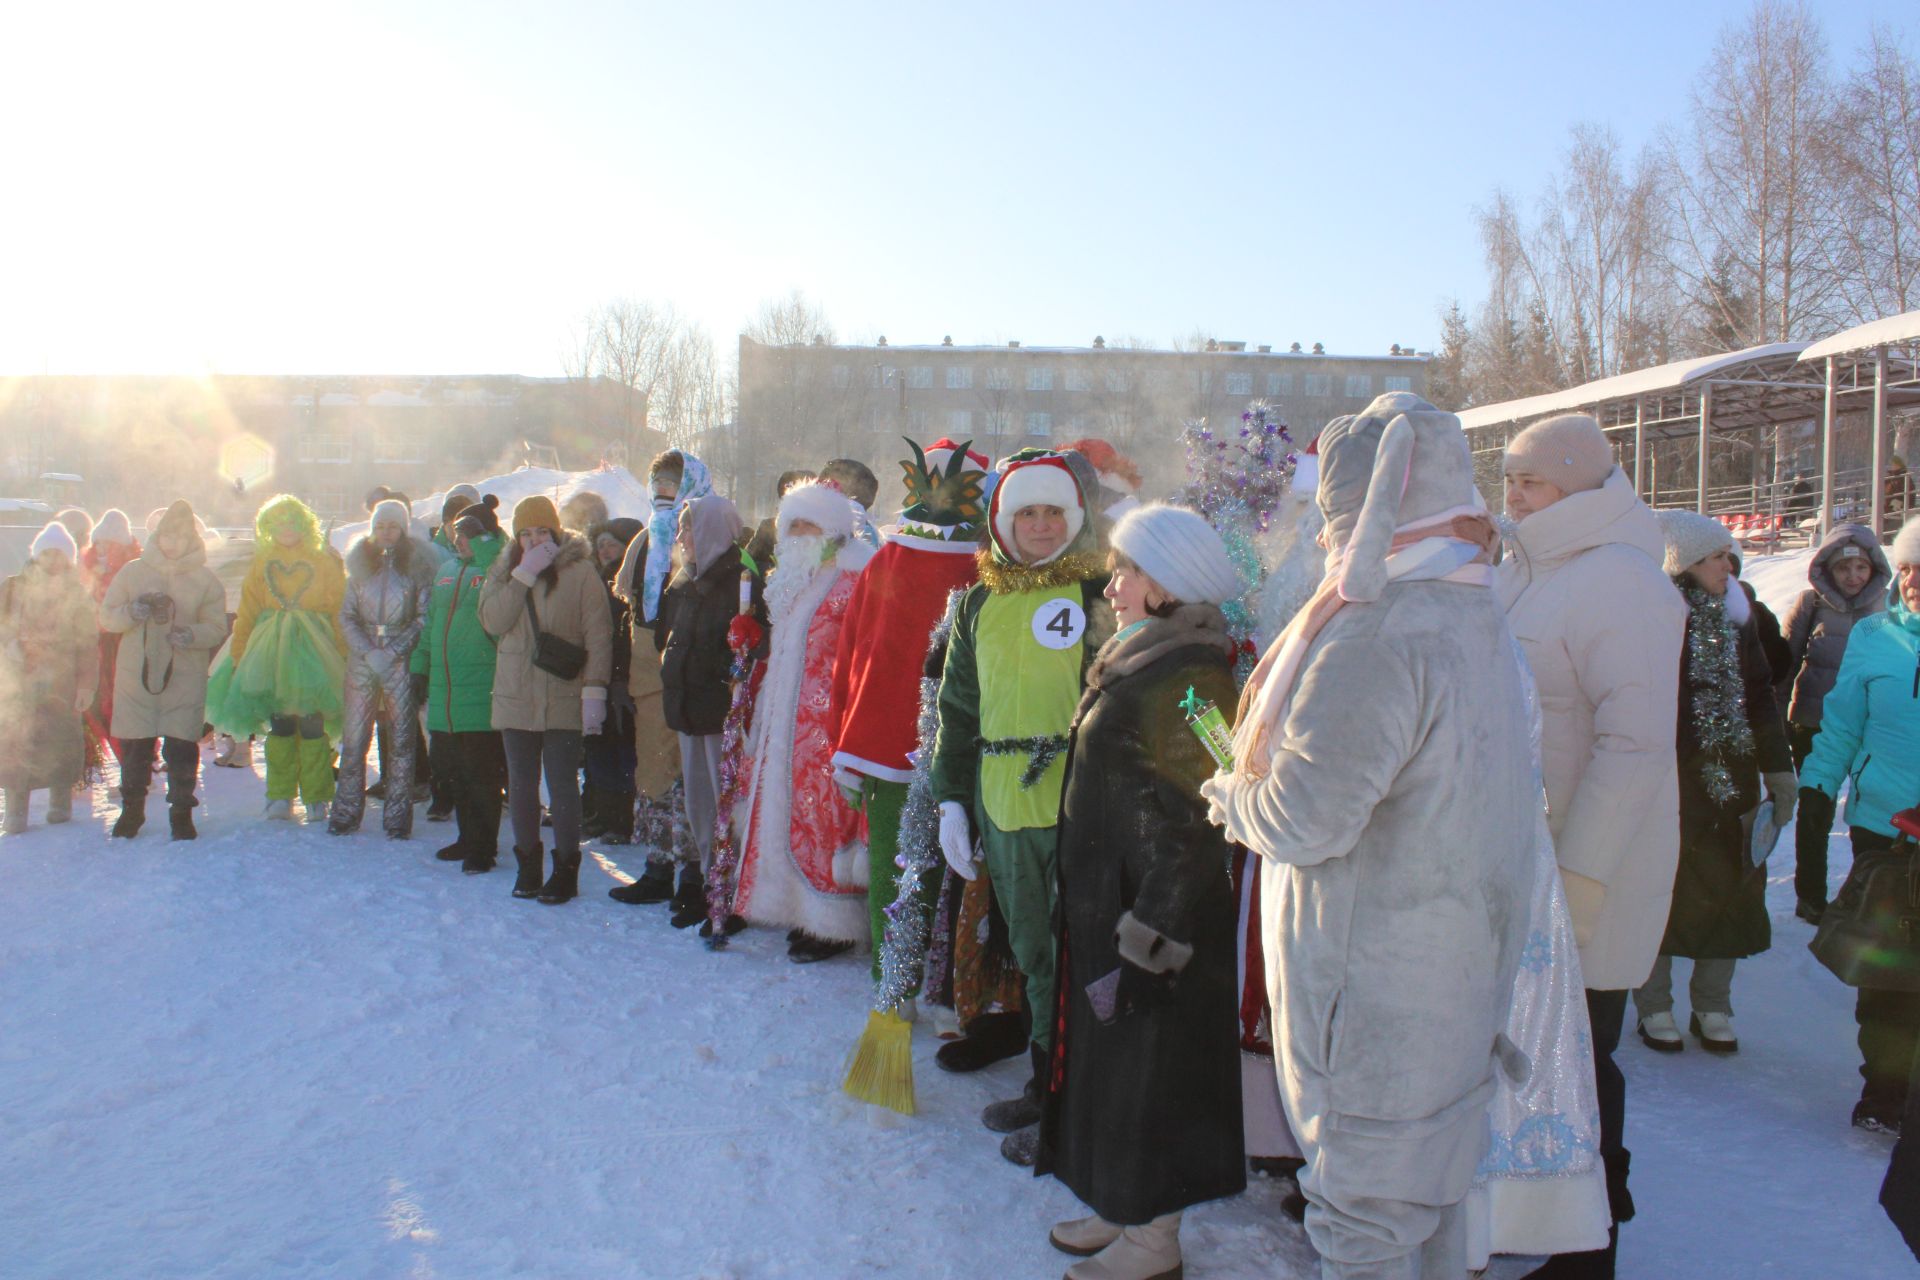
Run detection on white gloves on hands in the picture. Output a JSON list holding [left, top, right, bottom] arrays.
[[938, 801, 977, 880], [1198, 773, 1240, 838], [512, 539, 562, 585], [581, 687, 607, 736], [1763, 771, 1798, 824]]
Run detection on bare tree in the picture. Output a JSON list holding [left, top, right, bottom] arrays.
[[745, 289, 835, 347], [1664, 0, 1839, 345], [593, 299, 680, 454], [1823, 26, 1920, 323]]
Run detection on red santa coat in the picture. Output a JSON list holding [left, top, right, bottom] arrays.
[[827, 530, 981, 783], [733, 541, 875, 942]]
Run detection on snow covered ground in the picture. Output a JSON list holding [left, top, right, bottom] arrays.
[[0, 544, 1910, 1278]]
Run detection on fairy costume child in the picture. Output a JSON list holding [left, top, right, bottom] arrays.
[[205, 495, 349, 819]]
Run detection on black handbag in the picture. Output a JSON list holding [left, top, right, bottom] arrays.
[[1810, 810, 1920, 991], [524, 591, 587, 681]]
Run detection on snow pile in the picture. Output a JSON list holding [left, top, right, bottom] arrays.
[[329, 466, 657, 550]]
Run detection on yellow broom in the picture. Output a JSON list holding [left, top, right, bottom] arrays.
[[842, 1008, 916, 1115]]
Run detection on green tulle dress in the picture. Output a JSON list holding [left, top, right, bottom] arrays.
[[205, 550, 347, 739]]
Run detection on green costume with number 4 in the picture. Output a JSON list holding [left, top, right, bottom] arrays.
[[931, 449, 1114, 1054]]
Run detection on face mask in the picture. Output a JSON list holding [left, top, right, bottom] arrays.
[[652, 495, 674, 512]]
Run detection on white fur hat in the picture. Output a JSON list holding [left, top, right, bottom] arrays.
[[92, 508, 134, 546], [1110, 504, 1243, 605], [370, 498, 412, 534], [1656, 509, 1736, 578], [1892, 519, 1920, 568], [990, 456, 1085, 564], [777, 481, 855, 541], [30, 521, 78, 562]]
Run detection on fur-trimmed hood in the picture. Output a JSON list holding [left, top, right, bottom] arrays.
[[1808, 521, 1891, 612], [347, 533, 439, 586], [1087, 604, 1235, 690]]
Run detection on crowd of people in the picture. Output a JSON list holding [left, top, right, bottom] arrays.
[[2, 396, 1917, 1277]]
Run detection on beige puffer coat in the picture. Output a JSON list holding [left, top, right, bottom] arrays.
[[477, 533, 612, 733], [99, 538, 229, 742], [1496, 468, 1687, 990]]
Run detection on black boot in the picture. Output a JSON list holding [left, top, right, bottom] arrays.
[[609, 860, 674, 904], [461, 846, 497, 875], [538, 849, 581, 904], [668, 864, 707, 929], [512, 846, 545, 899], [435, 841, 468, 862], [1522, 1226, 1619, 1279], [982, 1042, 1048, 1133], [169, 805, 197, 841], [111, 792, 147, 839], [934, 1010, 1028, 1074], [787, 932, 855, 963], [579, 789, 608, 840]]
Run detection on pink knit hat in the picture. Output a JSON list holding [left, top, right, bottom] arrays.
[[1503, 413, 1614, 494]]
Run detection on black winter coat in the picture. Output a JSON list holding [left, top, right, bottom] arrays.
[[1662, 580, 1792, 959], [1037, 609, 1246, 1224], [656, 549, 766, 736]]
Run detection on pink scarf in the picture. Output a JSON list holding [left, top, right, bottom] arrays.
[[1231, 506, 1498, 779]]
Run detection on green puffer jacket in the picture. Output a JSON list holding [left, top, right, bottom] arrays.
[[411, 532, 506, 733]]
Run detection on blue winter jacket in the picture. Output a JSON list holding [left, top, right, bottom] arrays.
[[1801, 586, 1920, 838]]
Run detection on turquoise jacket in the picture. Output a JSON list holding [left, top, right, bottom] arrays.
[[411, 532, 506, 733], [1800, 587, 1920, 838]]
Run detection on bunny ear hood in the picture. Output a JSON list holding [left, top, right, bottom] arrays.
[[1319, 392, 1480, 603]]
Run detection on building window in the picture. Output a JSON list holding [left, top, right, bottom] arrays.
[[1067, 412, 1092, 434], [831, 364, 851, 389], [1345, 374, 1373, 399], [907, 408, 932, 433], [909, 366, 934, 390], [1104, 371, 1129, 394], [867, 405, 888, 433], [868, 365, 896, 389], [1026, 412, 1052, 437], [298, 433, 351, 463], [1224, 372, 1253, 396], [1064, 368, 1091, 392], [1384, 375, 1412, 392], [985, 367, 1012, 391], [946, 366, 973, 390], [372, 427, 426, 464], [307, 489, 349, 518], [949, 410, 972, 434], [985, 411, 1013, 436], [1303, 374, 1333, 397], [1266, 372, 1293, 396], [1027, 366, 1054, 392]]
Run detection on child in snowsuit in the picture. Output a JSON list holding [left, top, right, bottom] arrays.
[[206, 495, 348, 822], [0, 524, 101, 833]]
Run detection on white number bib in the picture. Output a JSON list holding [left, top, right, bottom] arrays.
[[1031, 597, 1087, 650]]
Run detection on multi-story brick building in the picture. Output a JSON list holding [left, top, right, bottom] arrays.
[[731, 334, 1429, 512]]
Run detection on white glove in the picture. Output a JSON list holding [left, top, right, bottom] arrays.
[[512, 539, 562, 585], [581, 688, 607, 736], [938, 801, 977, 881], [1198, 773, 1238, 834], [1763, 770, 1798, 824]]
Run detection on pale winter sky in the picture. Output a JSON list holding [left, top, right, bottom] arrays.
[[1, 0, 1910, 376]]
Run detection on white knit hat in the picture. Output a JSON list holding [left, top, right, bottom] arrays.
[[29, 521, 78, 562], [1892, 519, 1920, 568], [92, 508, 134, 546], [1504, 413, 1615, 494], [1656, 509, 1736, 578], [370, 498, 412, 534], [1110, 504, 1243, 606], [777, 481, 855, 541]]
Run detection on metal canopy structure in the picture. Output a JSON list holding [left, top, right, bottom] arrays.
[[1458, 343, 1818, 514], [1800, 310, 1920, 536]]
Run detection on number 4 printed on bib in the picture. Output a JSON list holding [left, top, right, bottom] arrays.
[[1031, 596, 1087, 650]]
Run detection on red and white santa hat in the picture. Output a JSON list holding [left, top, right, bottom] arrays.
[[1292, 434, 1321, 496], [922, 437, 991, 476], [1060, 438, 1142, 498], [989, 454, 1085, 564]]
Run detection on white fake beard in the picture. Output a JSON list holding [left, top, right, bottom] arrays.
[[766, 534, 830, 622]]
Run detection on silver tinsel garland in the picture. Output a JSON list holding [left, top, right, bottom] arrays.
[[871, 590, 967, 1017], [1682, 587, 1754, 806]]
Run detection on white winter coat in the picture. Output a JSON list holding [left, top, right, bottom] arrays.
[[1496, 469, 1686, 991], [99, 539, 229, 742]]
